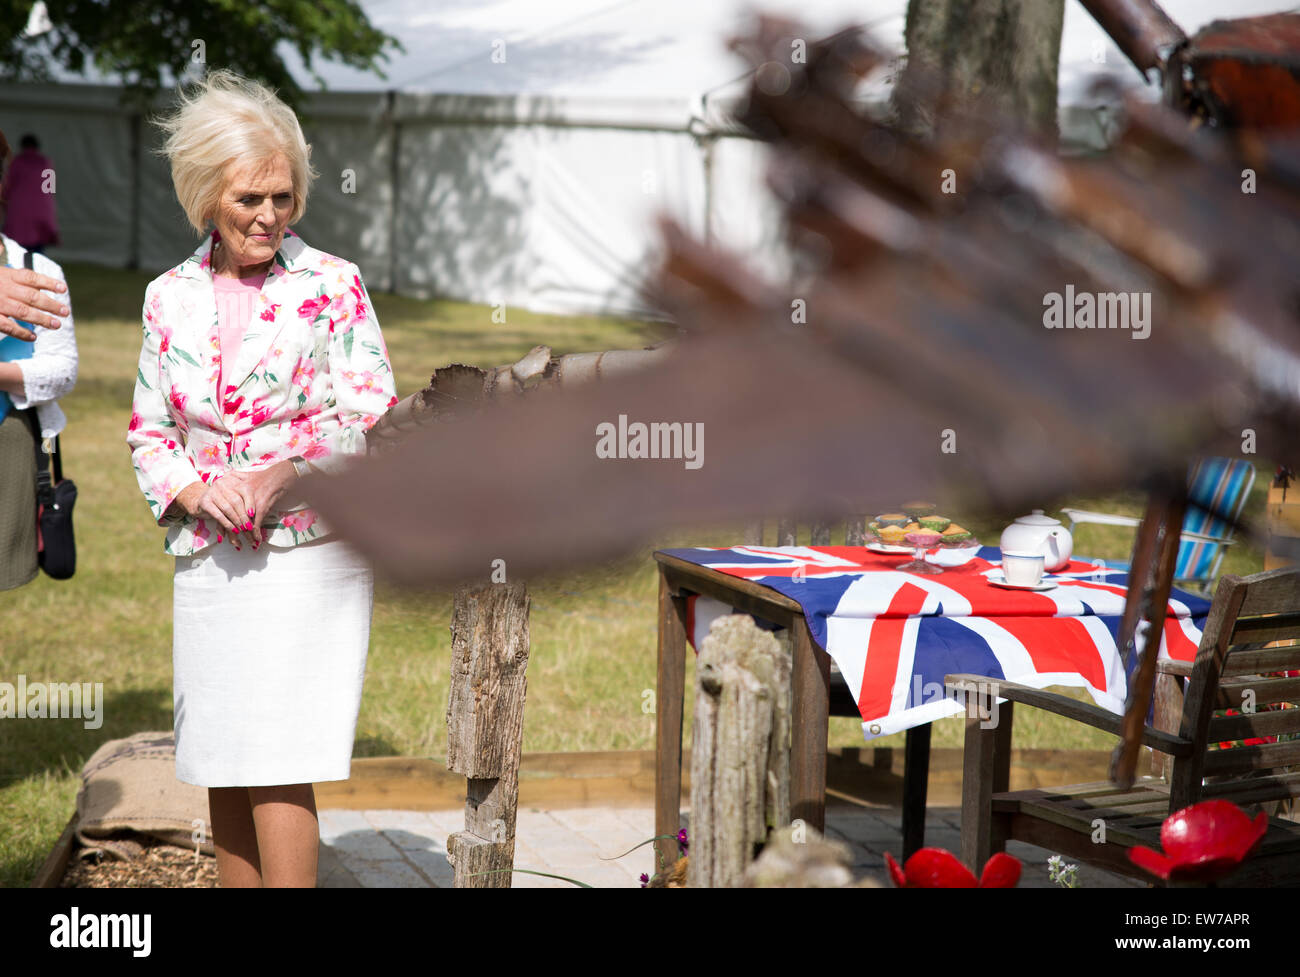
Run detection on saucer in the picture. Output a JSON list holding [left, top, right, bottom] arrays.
[[866, 543, 913, 555], [988, 573, 1057, 592]]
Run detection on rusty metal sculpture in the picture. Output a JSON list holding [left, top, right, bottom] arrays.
[[307, 11, 1300, 786], [1080, 0, 1300, 129]]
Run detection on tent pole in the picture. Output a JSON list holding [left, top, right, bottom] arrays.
[[387, 90, 400, 295], [128, 112, 141, 270], [698, 95, 715, 247]]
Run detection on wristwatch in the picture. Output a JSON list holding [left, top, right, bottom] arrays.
[[290, 456, 311, 478]]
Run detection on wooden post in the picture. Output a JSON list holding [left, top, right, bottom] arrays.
[[901, 723, 931, 859], [688, 615, 792, 888], [1266, 472, 1299, 570], [789, 618, 830, 830], [654, 570, 690, 873], [844, 516, 867, 547], [445, 582, 531, 888], [777, 518, 798, 547]]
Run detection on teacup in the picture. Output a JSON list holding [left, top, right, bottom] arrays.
[[1001, 551, 1045, 587]]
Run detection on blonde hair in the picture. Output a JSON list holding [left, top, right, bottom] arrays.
[[155, 70, 316, 234]]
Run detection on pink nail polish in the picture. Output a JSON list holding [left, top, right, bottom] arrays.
[[244, 521, 252, 530]]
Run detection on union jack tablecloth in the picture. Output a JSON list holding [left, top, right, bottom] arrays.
[[661, 545, 1213, 741]]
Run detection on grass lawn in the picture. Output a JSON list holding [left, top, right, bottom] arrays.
[[0, 262, 1274, 886]]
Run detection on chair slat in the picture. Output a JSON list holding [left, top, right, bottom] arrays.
[[1066, 788, 1172, 810], [1199, 770, 1300, 806], [1238, 572, 1300, 617], [1208, 707, 1300, 741], [1229, 616, 1300, 645], [1017, 797, 1156, 847], [1221, 645, 1300, 675], [1202, 739, 1300, 777], [1217, 675, 1300, 708]]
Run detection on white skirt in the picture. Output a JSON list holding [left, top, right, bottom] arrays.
[[171, 535, 374, 788]]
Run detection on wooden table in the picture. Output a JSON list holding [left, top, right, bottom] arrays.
[[653, 551, 936, 871]]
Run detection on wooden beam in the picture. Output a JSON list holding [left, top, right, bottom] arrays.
[[29, 814, 77, 889]]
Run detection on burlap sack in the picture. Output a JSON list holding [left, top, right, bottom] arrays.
[[75, 731, 214, 861]]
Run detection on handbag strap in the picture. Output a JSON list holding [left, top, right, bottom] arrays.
[[20, 247, 62, 489], [23, 408, 55, 502]]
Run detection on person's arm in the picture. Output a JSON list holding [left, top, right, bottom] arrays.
[[5, 268, 76, 407], [0, 265, 69, 339], [126, 283, 203, 526], [0, 361, 24, 394], [294, 263, 398, 475]]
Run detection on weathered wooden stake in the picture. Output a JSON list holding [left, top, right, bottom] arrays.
[[445, 581, 531, 888], [688, 614, 791, 888]]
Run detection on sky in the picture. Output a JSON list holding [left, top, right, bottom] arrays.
[[35, 0, 1300, 107]]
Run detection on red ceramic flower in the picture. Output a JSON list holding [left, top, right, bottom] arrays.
[[885, 848, 1021, 888], [1128, 800, 1267, 883]]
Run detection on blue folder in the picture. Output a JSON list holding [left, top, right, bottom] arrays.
[[0, 332, 34, 423]]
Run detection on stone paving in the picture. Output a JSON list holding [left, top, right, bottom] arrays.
[[317, 801, 1144, 888]]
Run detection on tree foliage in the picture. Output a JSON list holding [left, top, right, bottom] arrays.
[[0, 0, 402, 105]]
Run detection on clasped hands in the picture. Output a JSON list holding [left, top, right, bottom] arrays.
[[174, 461, 298, 548]]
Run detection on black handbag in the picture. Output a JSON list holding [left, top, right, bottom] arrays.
[[19, 250, 76, 579], [24, 407, 75, 579]]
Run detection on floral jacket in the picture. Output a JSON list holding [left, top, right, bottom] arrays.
[[127, 229, 397, 556]]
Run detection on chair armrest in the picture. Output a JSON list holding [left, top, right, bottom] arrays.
[[1156, 659, 1193, 678], [1177, 529, 1235, 545], [1059, 508, 1140, 529], [943, 673, 1193, 757], [1061, 508, 1234, 546]]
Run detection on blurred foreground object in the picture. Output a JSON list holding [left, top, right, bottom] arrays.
[[309, 13, 1300, 589]]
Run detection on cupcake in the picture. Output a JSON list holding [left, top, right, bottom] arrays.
[[904, 530, 942, 548], [919, 516, 951, 532], [941, 524, 973, 543], [877, 525, 908, 544], [902, 501, 936, 520], [875, 513, 910, 528]]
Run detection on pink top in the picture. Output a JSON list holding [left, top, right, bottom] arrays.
[[213, 273, 267, 392], [1, 149, 60, 249]]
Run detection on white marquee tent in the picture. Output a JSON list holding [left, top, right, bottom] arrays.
[[0, 0, 1291, 316]]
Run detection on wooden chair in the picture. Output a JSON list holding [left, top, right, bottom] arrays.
[[945, 565, 1300, 886]]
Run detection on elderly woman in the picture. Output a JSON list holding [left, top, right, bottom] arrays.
[[0, 128, 77, 591], [127, 71, 397, 887]]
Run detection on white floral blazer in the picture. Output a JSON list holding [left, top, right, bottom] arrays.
[[127, 229, 397, 556]]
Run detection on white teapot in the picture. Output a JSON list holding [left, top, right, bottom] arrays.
[[1000, 510, 1073, 572]]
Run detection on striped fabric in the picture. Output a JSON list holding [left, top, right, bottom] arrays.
[[1179, 458, 1256, 583], [664, 545, 1212, 741]]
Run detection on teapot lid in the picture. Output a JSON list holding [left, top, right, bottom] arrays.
[[1015, 509, 1061, 527]]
